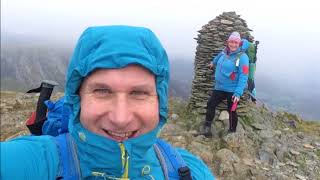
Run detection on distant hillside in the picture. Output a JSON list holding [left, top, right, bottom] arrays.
[[169, 60, 194, 99], [0, 33, 193, 100], [255, 74, 320, 120], [1, 33, 72, 91]]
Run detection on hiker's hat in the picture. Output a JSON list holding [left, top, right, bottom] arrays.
[[228, 32, 241, 43]]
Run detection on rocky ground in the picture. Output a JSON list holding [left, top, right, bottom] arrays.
[[163, 98, 320, 180], [0, 91, 63, 140], [1, 91, 320, 180]]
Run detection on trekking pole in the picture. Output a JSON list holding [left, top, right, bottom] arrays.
[[26, 80, 59, 135], [228, 101, 238, 132], [247, 91, 264, 105]]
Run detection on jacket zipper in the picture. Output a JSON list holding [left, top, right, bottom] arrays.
[[91, 143, 130, 179], [119, 143, 129, 179]]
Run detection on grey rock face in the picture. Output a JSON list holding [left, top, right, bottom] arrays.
[[216, 148, 240, 176], [218, 110, 229, 120]]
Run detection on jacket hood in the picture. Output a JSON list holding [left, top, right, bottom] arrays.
[[64, 25, 169, 133], [63, 25, 170, 178]]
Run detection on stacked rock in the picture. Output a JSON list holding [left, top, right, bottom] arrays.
[[188, 11, 253, 116]]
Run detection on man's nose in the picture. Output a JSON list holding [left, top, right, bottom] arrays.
[[109, 94, 133, 129]]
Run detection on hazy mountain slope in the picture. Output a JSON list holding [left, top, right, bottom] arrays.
[[1, 44, 70, 91], [1, 34, 319, 120]]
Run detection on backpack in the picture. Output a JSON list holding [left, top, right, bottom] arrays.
[[26, 95, 192, 180], [233, 40, 258, 101], [234, 40, 257, 78], [244, 41, 259, 101], [245, 42, 257, 81]]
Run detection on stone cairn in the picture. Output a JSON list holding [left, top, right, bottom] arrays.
[[188, 12, 253, 117]]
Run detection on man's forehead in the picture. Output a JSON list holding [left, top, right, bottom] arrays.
[[91, 65, 154, 76], [82, 66, 156, 90]]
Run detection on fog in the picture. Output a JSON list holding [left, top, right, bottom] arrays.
[[2, 0, 320, 118]]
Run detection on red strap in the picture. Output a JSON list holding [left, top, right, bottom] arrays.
[[230, 72, 236, 80], [231, 102, 238, 111], [26, 111, 36, 125]]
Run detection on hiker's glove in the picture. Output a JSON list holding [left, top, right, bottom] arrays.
[[232, 95, 240, 103]]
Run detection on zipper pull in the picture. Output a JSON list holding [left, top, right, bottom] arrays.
[[235, 58, 240, 67]]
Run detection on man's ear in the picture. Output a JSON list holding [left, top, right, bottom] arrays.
[[239, 41, 243, 46]]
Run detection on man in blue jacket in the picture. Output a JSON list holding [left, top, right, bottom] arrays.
[[199, 32, 249, 137], [1, 25, 214, 179]]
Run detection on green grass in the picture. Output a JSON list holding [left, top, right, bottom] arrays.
[[168, 98, 200, 131], [241, 115, 255, 126], [274, 111, 320, 134], [315, 149, 320, 159], [282, 112, 301, 121], [0, 91, 20, 99], [295, 121, 320, 136]]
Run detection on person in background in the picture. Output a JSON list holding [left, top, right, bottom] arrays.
[[1, 25, 215, 180], [199, 31, 249, 137], [244, 35, 259, 103]]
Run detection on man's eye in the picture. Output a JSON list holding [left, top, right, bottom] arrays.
[[93, 89, 112, 96], [130, 91, 149, 99]]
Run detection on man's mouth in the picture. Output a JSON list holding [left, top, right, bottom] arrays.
[[103, 129, 138, 142]]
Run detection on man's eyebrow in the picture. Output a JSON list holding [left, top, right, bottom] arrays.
[[86, 82, 155, 91], [130, 84, 156, 91], [87, 82, 112, 89]]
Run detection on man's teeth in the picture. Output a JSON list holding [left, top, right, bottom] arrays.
[[107, 130, 133, 138]]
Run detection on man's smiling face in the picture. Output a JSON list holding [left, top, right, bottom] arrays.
[[79, 65, 159, 142]]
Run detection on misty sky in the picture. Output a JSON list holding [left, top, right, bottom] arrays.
[[2, 0, 320, 89]]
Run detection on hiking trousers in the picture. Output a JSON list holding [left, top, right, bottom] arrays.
[[248, 79, 255, 93], [205, 90, 238, 132]]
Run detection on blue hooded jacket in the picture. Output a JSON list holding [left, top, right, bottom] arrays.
[[212, 39, 250, 97], [1, 26, 214, 179]]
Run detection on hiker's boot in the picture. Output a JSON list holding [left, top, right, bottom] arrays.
[[251, 88, 257, 103], [251, 97, 257, 104], [198, 123, 212, 138], [228, 129, 236, 134]]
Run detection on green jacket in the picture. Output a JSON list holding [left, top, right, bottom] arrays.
[[247, 42, 256, 80]]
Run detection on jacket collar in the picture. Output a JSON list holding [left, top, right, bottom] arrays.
[[70, 113, 163, 179]]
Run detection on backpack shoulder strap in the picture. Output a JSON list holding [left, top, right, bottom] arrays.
[[234, 51, 244, 67], [154, 138, 192, 180], [237, 51, 244, 59], [53, 133, 81, 180]]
